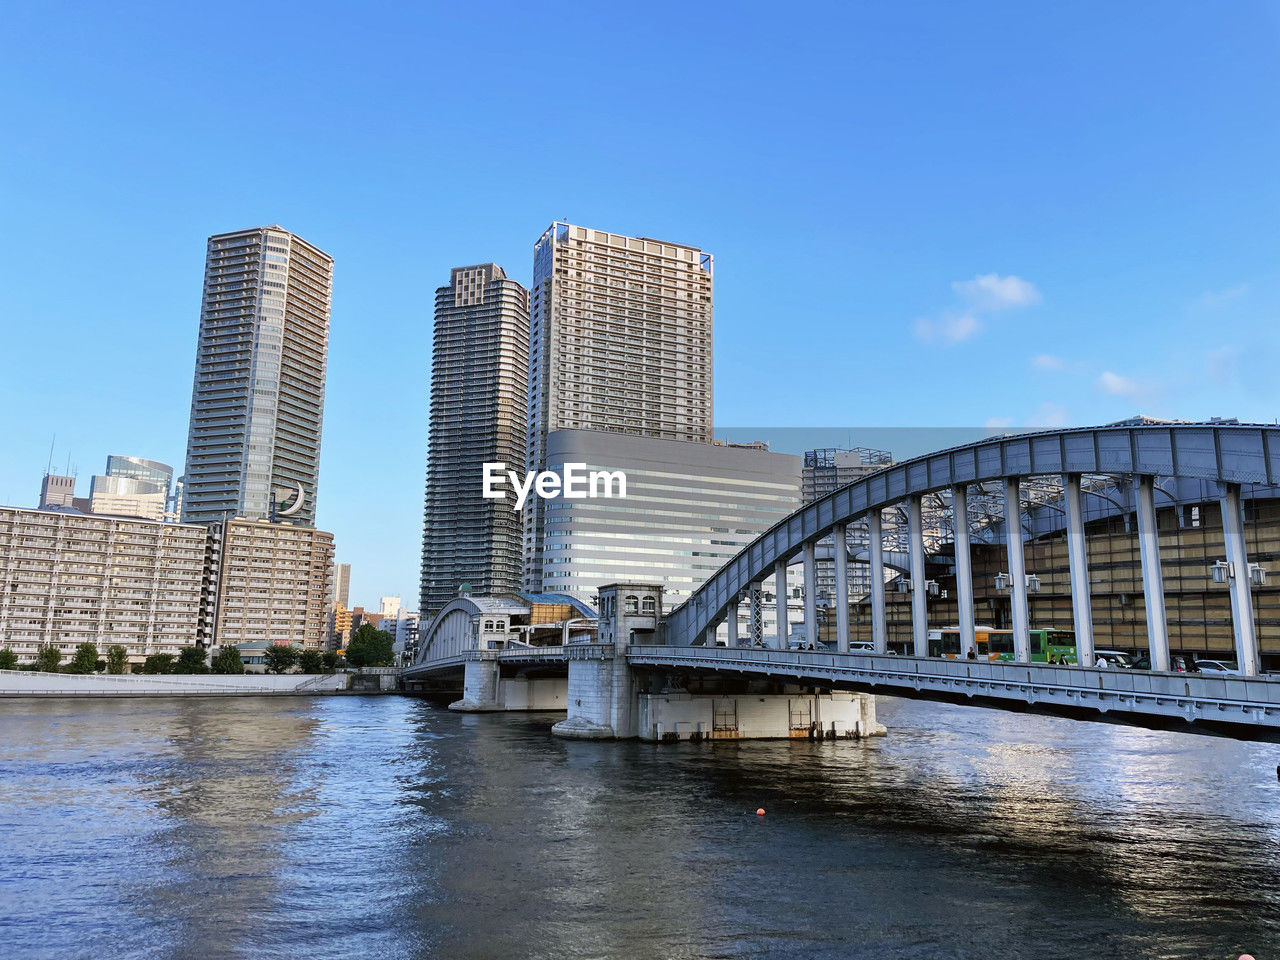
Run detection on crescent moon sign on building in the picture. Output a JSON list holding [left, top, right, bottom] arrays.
[[278, 481, 306, 517]]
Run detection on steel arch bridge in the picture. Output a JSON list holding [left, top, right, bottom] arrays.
[[664, 421, 1278, 677]]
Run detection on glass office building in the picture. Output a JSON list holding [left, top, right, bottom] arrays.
[[536, 429, 801, 608]]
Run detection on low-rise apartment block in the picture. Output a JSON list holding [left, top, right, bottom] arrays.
[[210, 518, 333, 650], [0, 505, 210, 665]]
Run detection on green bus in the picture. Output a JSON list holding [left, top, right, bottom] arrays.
[[927, 626, 1077, 663]]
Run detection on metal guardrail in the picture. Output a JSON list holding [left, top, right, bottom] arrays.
[[625, 645, 1280, 727], [405, 643, 614, 677]]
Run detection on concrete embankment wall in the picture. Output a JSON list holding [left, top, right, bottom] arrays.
[[0, 669, 352, 697]]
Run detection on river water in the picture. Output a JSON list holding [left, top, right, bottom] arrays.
[[2, 694, 1278, 959]]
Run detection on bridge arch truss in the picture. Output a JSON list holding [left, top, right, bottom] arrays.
[[665, 422, 1279, 676]]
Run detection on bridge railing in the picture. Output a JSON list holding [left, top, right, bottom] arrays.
[[626, 645, 1280, 709]]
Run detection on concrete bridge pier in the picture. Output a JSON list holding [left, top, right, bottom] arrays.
[[553, 583, 888, 742], [450, 658, 569, 712], [552, 582, 659, 740], [450, 658, 502, 712]]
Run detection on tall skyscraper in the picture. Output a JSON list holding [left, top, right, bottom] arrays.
[[419, 264, 530, 615], [181, 226, 333, 526], [330, 561, 351, 610], [524, 222, 714, 588]]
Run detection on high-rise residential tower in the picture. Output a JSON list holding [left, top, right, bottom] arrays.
[[330, 561, 351, 610], [181, 226, 333, 527], [419, 264, 530, 615], [524, 222, 714, 588]]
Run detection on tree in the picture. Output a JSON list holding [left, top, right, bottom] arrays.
[[298, 649, 323, 674], [143, 653, 175, 674], [65, 642, 99, 674], [321, 651, 340, 672], [174, 647, 209, 674], [106, 645, 129, 675], [35, 643, 62, 673], [210, 646, 245, 675], [0, 648, 17, 671], [345, 624, 395, 668], [263, 644, 299, 674]]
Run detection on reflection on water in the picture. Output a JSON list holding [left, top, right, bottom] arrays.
[[1, 695, 1278, 959]]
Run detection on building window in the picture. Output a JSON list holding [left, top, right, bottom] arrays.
[[641, 597, 656, 615], [624, 595, 639, 615]]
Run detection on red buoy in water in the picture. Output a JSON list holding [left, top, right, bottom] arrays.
[[756, 808, 765, 816]]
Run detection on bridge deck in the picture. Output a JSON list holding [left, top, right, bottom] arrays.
[[406, 642, 1280, 731], [627, 645, 1280, 731]]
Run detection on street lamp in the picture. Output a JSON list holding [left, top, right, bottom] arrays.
[[1211, 560, 1267, 585], [994, 571, 1040, 592]]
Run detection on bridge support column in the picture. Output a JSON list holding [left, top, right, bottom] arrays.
[[1004, 478, 1031, 663], [1135, 475, 1171, 672], [952, 485, 976, 658], [1220, 482, 1261, 677], [774, 559, 789, 649], [907, 495, 928, 657], [869, 511, 888, 654], [1064, 473, 1095, 667], [803, 541, 817, 648], [726, 598, 739, 648], [833, 523, 849, 653], [749, 584, 764, 644], [449, 658, 501, 711]]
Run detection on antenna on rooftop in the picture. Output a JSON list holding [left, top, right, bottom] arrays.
[[46, 435, 55, 477]]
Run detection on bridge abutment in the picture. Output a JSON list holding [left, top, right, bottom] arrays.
[[637, 690, 884, 741]]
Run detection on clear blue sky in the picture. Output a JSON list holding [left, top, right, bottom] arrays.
[[2, 1, 1278, 606]]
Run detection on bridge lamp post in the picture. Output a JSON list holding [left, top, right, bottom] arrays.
[[994, 572, 1041, 653], [994, 572, 1040, 592]]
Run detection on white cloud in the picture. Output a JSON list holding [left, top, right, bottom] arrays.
[[984, 416, 1014, 431], [915, 273, 1040, 347], [942, 314, 981, 342], [1031, 353, 1064, 371], [913, 313, 982, 344], [1027, 402, 1071, 428], [1190, 284, 1248, 311], [1097, 371, 1140, 397], [952, 274, 1042, 312]]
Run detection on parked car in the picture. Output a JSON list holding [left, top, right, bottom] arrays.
[[1194, 659, 1240, 675], [1091, 650, 1136, 668]]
